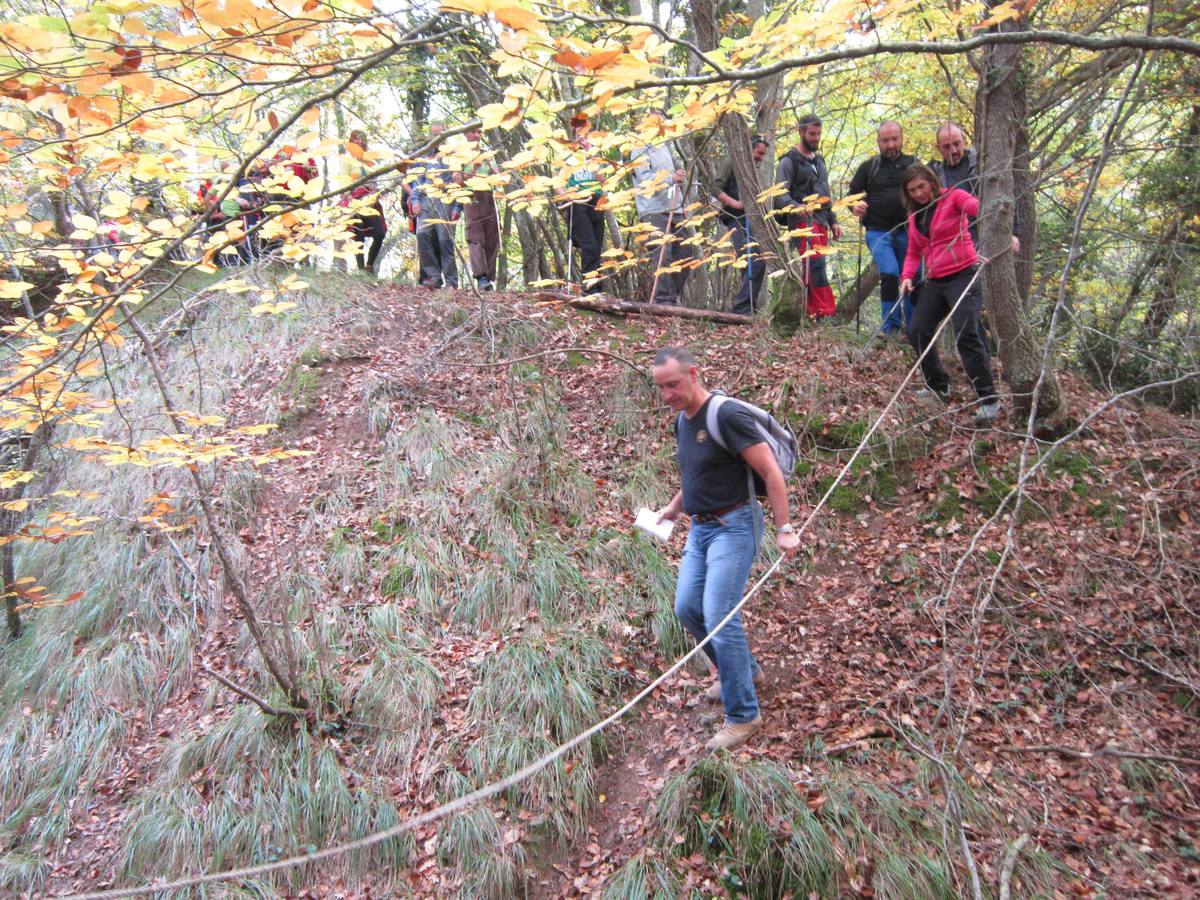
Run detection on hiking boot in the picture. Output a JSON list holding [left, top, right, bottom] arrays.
[[973, 399, 1002, 427], [703, 668, 765, 703], [915, 386, 950, 404], [476, 277, 495, 291], [705, 715, 763, 752]]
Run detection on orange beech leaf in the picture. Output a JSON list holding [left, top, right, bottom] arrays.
[[552, 49, 585, 70], [494, 7, 541, 32], [581, 48, 623, 70]]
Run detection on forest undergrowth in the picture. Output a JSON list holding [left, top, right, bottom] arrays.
[[0, 269, 1196, 898]]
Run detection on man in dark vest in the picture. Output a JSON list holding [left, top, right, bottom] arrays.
[[774, 114, 841, 318], [710, 135, 770, 315], [849, 121, 918, 338]]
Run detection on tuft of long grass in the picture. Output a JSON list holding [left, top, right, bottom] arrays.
[[0, 850, 48, 895], [348, 605, 443, 772], [119, 706, 410, 894], [600, 849, 680, 899], [436, 771, 526, 899], [361, 370, 409, 435], [463, 630, 612, 839], [655, 755, 836, 898]]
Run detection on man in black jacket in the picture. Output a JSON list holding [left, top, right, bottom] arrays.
[[848, 121, 918, 338], [711, 135, 770, 315], [774, 114, 840, 318]]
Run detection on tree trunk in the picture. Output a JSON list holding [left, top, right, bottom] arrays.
[[691, 0, 801, 323], [2, 429, 48, 640], [1141, 97, 1199, 341], [1013, 108, 1037, 307], [836, 264, 880, 324], [497, 201, 513, 290], [978, 20, 1066, 428]]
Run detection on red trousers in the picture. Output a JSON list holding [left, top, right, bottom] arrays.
[[793, 222, 836, 318]]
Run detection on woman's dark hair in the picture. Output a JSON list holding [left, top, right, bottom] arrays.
[[900, 162, 942, 215]]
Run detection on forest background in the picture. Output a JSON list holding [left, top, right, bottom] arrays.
[[0, 0, 1198, 896]]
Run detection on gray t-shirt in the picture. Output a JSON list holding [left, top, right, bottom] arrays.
[[631, 143, 682, 218]]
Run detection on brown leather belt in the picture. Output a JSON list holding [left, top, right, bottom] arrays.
[[692, 499, 750, 524]]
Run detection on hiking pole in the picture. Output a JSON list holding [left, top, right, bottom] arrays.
[[744, 214, 755, 315], [802, 218, 812, 319], [648, 204, 675, 304], [566, 202, 575, 290]]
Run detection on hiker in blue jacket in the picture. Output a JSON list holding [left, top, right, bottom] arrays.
[[651, 346, 799, 752]]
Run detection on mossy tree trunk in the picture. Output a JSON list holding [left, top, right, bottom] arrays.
[[978, 20, 1066, 428]]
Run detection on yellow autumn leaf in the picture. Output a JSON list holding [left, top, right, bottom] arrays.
[[250, 301, 298, 315], [233, 423, 279, 435], [0, 281, 34, 299]]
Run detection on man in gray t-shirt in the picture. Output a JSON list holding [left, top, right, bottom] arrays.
[[631, 124, 696, 305]]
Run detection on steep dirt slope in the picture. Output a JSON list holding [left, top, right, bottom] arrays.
[[35, 280, 1200, 898]]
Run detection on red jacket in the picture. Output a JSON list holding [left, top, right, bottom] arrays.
[[901, 187, 980, 281]]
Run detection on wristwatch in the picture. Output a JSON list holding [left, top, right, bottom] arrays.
[[778, 524, 795, 534]]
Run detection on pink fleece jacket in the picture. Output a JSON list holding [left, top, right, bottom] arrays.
[[901, 187, 981, 281]]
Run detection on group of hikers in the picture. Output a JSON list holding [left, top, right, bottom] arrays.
[[198, 113, 1005, 426], [186, 113, 1016, 755], [563, 114, 1006, 428]]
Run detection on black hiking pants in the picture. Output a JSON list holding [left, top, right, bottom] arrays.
[[907, 265, 996, 401]]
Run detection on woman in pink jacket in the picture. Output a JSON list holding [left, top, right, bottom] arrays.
[[898, 163, 1000, 427]]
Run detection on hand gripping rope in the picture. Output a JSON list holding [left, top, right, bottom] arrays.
[[70, 263, 991, 899]]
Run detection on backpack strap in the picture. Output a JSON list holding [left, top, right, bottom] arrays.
[[865, 154, 882, 190], [704, 392, 756, 504]]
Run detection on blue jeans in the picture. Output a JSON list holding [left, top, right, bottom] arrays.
[[673, 504, 761, 723], [866, 228, 910, 334]]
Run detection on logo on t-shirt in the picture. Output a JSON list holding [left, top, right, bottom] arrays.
[[696, 429, 708, 443]]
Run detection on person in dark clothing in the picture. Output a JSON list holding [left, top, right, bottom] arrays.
[[774, 114, 841, 318], [848, 121, 918, 336], [409, 125, 461, 288], [558, 123, 607, 294], [711, 135, 770, 315], [898, 164, 1001, 427], [461, 126, 501, 290], [344, 186, 386, 273], [343, 131, 387, 275], [930, 122, 1019, 256], [651, 346, 800, 752]]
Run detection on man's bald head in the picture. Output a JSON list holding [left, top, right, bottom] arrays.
[[936, 123, 967, 167]]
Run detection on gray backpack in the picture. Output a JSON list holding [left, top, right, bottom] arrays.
[[685, 391, 800, 496]]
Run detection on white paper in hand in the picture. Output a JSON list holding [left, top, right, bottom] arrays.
[[635, 508, 675, 542]]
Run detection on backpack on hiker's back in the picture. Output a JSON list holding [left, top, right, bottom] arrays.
[[680, 391, 799, 496]]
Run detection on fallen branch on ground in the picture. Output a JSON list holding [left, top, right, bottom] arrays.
[[1000, 744, 1200, 767], [534, 291, 755, 325], [999, 833, 1031, 900], [200, 665, 303, 719]]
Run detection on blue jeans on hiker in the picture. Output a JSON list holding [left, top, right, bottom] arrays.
[[673, 503, 762, 724], [867, 227, 910, 335]]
